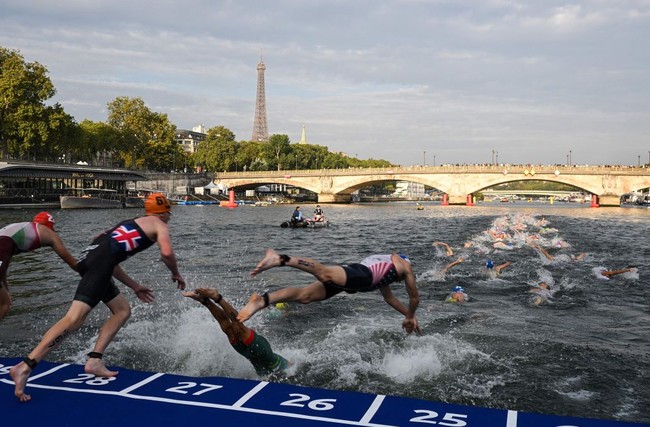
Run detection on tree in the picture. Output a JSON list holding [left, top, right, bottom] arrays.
[[193, 126, 237, 172], [78, 120, 123, 166], [106, 96, 177, 170], [238, 141, 266, 171], [265, 134, 291, 171], [42, 103, 79, 162], [295, 144, 329, 169], [0, 46, 58, 160]]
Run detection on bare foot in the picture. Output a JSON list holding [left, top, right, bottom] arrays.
[[84, 357, 119, 377], [195, 288, 220, 301], [251, 249, 281, 277], [10, 362, 32, 402], [236, 293, 266, 322], [182, 291, 207, 304]]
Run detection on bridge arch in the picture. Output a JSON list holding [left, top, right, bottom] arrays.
[[214, 166, 650, 206]]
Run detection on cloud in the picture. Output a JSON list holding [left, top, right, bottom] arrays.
[[1, 0, 649, 166]]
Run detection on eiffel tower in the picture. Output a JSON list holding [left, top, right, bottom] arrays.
[[251, 56, 269, 142]]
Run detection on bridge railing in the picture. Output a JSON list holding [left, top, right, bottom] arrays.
[[215, 164, 650, 178]]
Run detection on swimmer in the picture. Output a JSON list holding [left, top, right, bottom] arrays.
[[485, 260, 512, 278], [433, 241, 454, 256], [0, 212, 78, 320], [11, 194, 186, 402], [445, 285, 468, 304], [184, 288, 289, 376], [239, 249, 421, 335], [443, 257, 464, 273], [529, 282, 553, 306], [593, 266, 638, 281]]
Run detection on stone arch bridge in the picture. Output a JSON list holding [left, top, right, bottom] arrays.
[[213, 165, 650, 206]]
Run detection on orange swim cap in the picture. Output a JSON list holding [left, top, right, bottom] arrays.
[[33, 211, 56, 230], [145, 193, 171, 215]]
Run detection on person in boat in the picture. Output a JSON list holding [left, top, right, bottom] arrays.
[[445, 285, 468, 303], [10, 193, 186, 402], [0, 212, 79, 320], [237, 249, 421, 335], [184, 288, 289, 376], [311, 204, 325, 222], [290, 206, 305, 224]]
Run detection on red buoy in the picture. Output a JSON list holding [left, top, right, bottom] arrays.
[[220, 189, 239, 208]]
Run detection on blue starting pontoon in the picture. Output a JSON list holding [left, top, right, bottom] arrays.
[[1, 357, 645, 427]]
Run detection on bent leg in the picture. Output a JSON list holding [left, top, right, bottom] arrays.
[[252, 249, 346, 285], [11, 300, 92, 401], [85, 294, 131, 377]]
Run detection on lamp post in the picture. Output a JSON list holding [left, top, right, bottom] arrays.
[[171, 150, 175, 195], [492, 149, 495, 165], [423, 150, 426, 166], [433, 155, 436, 167], [638, 155, 641, 167], [495, 151, 499, 165], [569, 150, 572, 166]]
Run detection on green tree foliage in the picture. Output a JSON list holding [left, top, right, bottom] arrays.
[[194, 126, 237, 172], [237, 141, 266, 171], [42, 103, 79, 162], [265, 134, 291, 171], [291, 144, 328, 169], [78, 120, 122, 166], [106, 96, 179, 170], [0, 46, 66, 160]]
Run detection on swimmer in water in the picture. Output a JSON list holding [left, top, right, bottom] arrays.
[[485, 260, 512, 278], [433, 241, 454, 256], [445, 285, 468, 304], [529, 282, 553, 306], [443, 257, 464, 273], [593, 266, 638, 281]]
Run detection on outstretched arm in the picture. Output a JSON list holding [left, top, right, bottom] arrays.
[[529, 243, 554, 261], [155, 223, 186, 290], [379, 285, 421, 335], [433, 242, 454, 256], [190, 289, 250, 342], [41, 227, 78, 271], [443, 257, 464, 273], [112, 266, 154, 303], [602, 267, 636, 277]]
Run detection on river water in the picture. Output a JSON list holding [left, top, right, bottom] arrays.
[[0, 202, 648, 424]]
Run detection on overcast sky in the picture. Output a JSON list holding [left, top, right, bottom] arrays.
[[1, 0, 649, 166]]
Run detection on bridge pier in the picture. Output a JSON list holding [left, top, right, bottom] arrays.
[[318, 193, 352, 204], [598, 195, 620, 207], [447, 195, 468, 205]]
